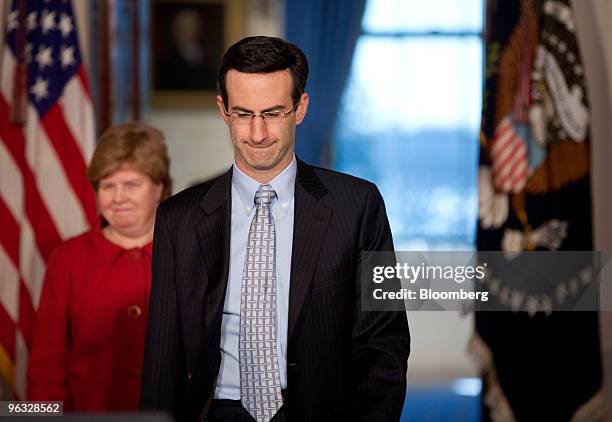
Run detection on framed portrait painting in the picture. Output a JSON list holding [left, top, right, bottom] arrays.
[[151, 0, 243, 108]]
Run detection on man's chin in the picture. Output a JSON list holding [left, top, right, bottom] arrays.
[[235, 149, 293, 175], [242, 154, 281, 172]]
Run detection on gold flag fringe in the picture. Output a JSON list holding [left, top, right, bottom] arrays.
[[469, 332, 605, 421]]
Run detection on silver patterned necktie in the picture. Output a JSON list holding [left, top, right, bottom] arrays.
[[239, 184, 283, 422]]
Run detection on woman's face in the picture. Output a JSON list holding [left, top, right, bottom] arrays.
[[97, 168, 163, 238]]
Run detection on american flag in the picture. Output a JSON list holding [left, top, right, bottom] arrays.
[[0, 0, 96, 399], [490, 116, 529, 193]]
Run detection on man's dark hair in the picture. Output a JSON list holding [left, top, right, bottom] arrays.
[[217, 36, 309, 110]]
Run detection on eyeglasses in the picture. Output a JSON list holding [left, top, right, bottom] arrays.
[[223, 104, 298, 125]]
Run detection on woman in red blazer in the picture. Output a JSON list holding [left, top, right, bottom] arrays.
[[27, 123, 171, 411]]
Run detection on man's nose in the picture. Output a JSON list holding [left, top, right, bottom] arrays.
[[249, 115, 268, 143]]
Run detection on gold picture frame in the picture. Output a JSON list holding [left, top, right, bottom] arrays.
[[150, 0, 244, 109]]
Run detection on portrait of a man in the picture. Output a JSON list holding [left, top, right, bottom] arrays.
[[152, 1, 224, 91]]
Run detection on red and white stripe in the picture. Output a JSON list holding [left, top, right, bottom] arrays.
[[0, 28, 96, 400], [490, 116, 529, 193]]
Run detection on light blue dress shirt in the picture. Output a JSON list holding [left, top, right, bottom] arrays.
[[214, 157, 296, 399]]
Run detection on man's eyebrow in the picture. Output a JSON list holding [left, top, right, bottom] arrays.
[[230, 106, 254, 113], [261, 105, 287, 113], [230, 105, 287, 113]]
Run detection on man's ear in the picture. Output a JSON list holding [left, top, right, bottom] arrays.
[[295, 93, 309, 125], [217, 95, 230, 126]]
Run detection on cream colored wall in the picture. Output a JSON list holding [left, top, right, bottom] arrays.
[[407, 312, 476, 383], [146, 110, 234, 191]]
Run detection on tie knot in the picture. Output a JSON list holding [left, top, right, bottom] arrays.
[[254, 184, 276, 207]]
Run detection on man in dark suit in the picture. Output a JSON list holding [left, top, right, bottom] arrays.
[[141, 36, 410, 422]]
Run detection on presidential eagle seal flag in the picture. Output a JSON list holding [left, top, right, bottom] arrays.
[[473, 0, 604, 420]]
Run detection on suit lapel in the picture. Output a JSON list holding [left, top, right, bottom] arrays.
[[186, 169, 232, 370], [195, 168, 232, 295], [288, 160, 332, 342]]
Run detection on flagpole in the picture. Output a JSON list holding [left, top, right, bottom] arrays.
[[131, 0, 140, 121], [11, 0, 27, 125], [98, 0, 112, 133]]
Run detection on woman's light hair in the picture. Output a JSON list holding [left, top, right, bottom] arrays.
[[87, 122, 172, 200]]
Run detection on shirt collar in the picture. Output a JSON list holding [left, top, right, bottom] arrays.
[[90, 223, 153, 265], [232, 156, 297, 215]]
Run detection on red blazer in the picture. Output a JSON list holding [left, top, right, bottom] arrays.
[[28, 228, 152, 411]]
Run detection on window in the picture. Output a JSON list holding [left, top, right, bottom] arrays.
[[333, 0, 484, 250]]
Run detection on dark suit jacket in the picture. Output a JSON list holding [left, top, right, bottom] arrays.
[[141, 160, 410, 421]]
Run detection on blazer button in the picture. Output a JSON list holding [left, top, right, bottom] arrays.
[[127, 305, 142, 319]]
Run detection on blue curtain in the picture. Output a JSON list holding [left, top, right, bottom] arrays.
[[285, 0, 367, 166]]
